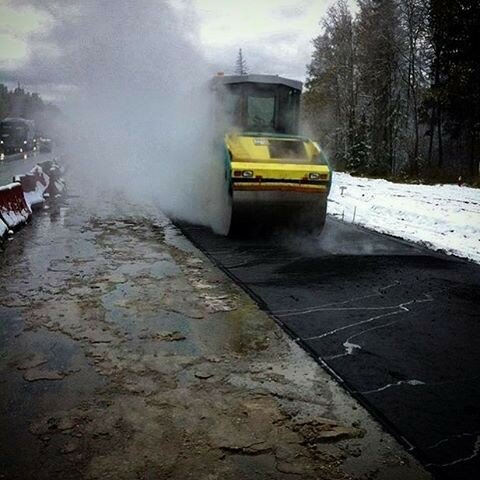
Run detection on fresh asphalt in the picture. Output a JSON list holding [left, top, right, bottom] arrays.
[[178, 216, 480, 480]]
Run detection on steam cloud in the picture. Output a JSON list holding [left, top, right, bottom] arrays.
[[26, 0, 228, 231]]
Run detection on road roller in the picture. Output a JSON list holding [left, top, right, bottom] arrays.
[[212, 73, 331, 235]]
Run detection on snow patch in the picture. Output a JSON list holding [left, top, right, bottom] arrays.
[[24, 184, 47, 208], [328, 172, 480, 263], [0, 182, 20, 193], [0, 218, 7, 238]]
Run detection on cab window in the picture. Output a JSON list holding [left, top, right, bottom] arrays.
[[246, 95, 275, 132]]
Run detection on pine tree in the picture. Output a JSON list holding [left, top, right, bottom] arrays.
[[235, 48, 248, 75], [304, 1, 356, 170], [0, 83, 55, 135], [428, 0, 480, 176], [304, 0, 479, 180]]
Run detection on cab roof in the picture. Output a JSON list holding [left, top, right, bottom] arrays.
[[213, 74, 303, 91]]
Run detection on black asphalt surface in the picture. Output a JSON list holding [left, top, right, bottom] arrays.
[[179, 217, 480, 480]]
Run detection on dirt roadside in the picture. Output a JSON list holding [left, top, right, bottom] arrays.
[[0, 196, 431, 480]]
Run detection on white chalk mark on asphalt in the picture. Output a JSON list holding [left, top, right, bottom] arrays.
[[360, 379, 426, 395], [274, 281, 401, 317], [358, 374, 478, 397], [426, 436, 480, 468], [339, 299, 431, 357], [426, 430, 480, 451], [303, 295, 433, 347], [304, 299, 411, 341], [325, 316, 405, 360]]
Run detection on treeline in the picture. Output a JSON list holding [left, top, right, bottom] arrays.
[[303, 0, 480, 180], [0, 84, 60, 135]]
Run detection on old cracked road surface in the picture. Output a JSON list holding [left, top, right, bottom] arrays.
[[179, 218, 480, 480]]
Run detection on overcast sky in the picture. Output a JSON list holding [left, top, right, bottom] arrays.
[[0, 0, 356, 101]]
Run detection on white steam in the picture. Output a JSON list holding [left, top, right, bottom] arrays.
[[55, 0, 227, 231]]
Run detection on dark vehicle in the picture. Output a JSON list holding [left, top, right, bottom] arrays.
[[38, 137, 53, 153], [0, 117, 36, 154]]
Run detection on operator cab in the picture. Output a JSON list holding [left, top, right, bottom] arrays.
[[212, 74, 302, 135], [211, 73, 331, 236]]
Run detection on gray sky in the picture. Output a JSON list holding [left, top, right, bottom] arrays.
[[0, 0, 356, 101]]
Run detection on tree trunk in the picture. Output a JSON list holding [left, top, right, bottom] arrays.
[[470, 129, 477, 177], [427, 111, 435, 168], [437, 106, 443, 168]]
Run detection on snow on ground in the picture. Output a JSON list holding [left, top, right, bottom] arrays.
[[22, 165, 50, 208], [24, 184, 46, 209], [328, 172, 480, 263], [0, 218, 7, 238]]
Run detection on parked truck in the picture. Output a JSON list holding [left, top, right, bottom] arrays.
[[0, 117, 36, 155]]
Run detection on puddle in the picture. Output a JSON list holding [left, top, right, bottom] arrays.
[[115, 259, 180, 279]]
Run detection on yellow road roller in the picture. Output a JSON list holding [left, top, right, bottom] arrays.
[[212, 74, 331, 235]]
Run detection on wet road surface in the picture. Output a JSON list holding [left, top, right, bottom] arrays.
[[0, 151, 56, 185], [179, 218, 480, 480], [0, 191, 430, 480]]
